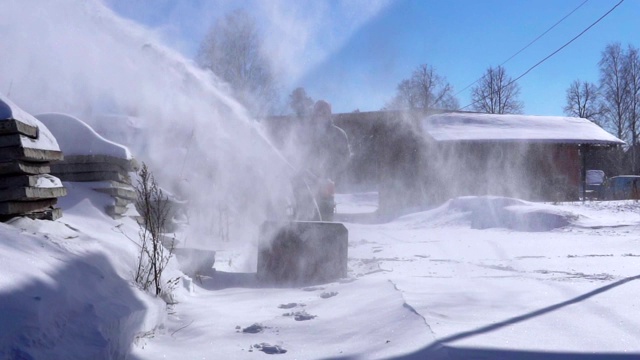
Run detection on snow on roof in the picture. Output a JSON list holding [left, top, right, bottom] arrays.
[[0, 94, 61, 151], [421, 112, 625, 146], [35, 113, 132, 159]]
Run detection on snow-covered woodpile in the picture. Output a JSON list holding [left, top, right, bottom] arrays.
[[0, 95, 67, 220], [36, 113, 139, 219]]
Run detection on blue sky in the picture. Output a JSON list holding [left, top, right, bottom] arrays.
[[106, 0, 638, 116]]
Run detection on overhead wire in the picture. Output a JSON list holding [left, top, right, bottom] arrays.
[[458, 0, 625, 111], [453, 0, 590, 98]]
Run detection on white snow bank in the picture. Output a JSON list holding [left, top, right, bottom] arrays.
[[422, 112, 625, 145], [36, 113, 132, 159], [0, 185, 167, 359], [0, 94, 61, 152], [398, 196, 577, 232]]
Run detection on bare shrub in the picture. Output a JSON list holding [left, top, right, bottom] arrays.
[[134, 163, 175, 296]]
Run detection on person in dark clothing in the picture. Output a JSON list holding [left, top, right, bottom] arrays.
[[292, 100, 352, 221], [303, 100, 352, 181]]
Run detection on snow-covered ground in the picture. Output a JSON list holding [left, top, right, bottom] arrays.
[[3, 189, 640, 359], [132, 194, 640, 359]]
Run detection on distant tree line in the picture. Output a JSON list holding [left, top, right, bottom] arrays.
[[564, 43, 640, 173], [564, 43, 640, 144], [195, 8, 529, 118], [193, 8, 638, 164]]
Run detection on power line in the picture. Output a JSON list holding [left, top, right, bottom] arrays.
[[459, 0, 625, 112], [454, 0, 590, 98]]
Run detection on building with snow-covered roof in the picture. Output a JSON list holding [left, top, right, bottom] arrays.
[[414, 112, 624, 206], [264, 110, 624, 216], [421, 113, 624, 146]]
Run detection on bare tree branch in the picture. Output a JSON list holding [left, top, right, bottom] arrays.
[[471, 66, 523, 114], [386, 64, 459, 111]]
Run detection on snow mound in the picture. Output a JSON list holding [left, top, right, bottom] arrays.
[[35, 113, 131, 159], [399, 196, 577, 232], [0, 93, 39, 128], [0, 94, 60, 152]]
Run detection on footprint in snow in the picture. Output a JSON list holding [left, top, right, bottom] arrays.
[[242, 323, 267, 333], [253, 343, 287, 354], [283, 310, 316, 321], [278, 302, 305, 309], [320, 291, 338, 299], [302, 286, 324, 291]]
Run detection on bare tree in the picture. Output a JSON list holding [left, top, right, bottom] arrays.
[[386, 64, 459, 110], [134, 163, 174, 297], [196, 9, 277, 116], [599, 43, 630, 142], [471, 65, 523, 114], [563, 80, 603, 123], [624, 45, 640, 142], [288, 87, 314, 118], [623, 44, 640, 171]]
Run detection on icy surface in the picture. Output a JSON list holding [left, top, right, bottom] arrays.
[[423, 112, 625, 145], [36, 113, 131, 159], [0, 184, 165, 359]]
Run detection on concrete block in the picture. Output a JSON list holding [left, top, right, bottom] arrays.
[[257, 221, 348, 285], [0, 198, 58, 215], [63, 155, 137, 171], [0, 119, 39, 138], [20, 208, 63, 221], [51, 162, 129, 174], [94, 186, 136, 201], [0, 133, 25, 148], [0, 146, 63, 162], [0, 186, 67, 201], [105, 204, 138, 218], [0, 161, 51, 175], [113, 196, 133, 207], [0, 174, 51, 189], [54, 171, 130, 183]]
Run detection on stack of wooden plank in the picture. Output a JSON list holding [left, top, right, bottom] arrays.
[[36, 113, 139, 219], [0, 96, 67, 220]]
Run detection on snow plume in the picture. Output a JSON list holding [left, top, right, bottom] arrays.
[[0, 0, 293, 267], [104, 0, 391, 88]]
